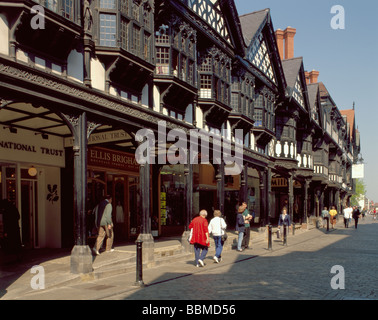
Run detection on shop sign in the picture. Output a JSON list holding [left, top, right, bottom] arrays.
[[0, 127, 65, 167], [272, 177, 287, 187], [64, 129, 129, 147], [88, 147, 139, 173]]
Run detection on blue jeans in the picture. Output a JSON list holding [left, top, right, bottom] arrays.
[[194, 243, 208, 264], [237, 231, 244, 250], [213, 236, 223, 258]]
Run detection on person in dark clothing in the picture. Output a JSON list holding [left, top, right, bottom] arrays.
[[0, 199, 22, 254], [352, 206, 360, 229], [235, 206, 245, 252]]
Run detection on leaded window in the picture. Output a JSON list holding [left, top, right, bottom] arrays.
[[254, 109, 263, 127], [155, 23, 197, 86], [131, 25, 140, 56], [100, 0, 116, 9], [62, 0, 74, 20], [120, 0, 129, 15], [293, 75, 305, 108], [99, 13, 117, 47], [120, 18, 129, 50], [97, 0, 153, 63], [200, 75, 212, 98]]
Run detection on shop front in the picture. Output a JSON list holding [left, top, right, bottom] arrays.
[[86, 146, 140, 242], [0, 126, 64, 249], [158, 163, 241, 236]]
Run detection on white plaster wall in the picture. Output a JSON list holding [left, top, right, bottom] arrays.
[[153, 85, 160, 112], [0, 14, 9, 56], [91, 57, 105, 91], [40, 167, 62, 248], [196, 106, 203, 129]]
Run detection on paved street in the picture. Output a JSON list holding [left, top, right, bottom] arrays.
[[6, 215, 378, 301]]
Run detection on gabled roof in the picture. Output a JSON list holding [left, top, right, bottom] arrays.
[[281, 57, 303, 88], [307, 82, 323, 129], [281, 57, 310, 112], [318, 82, 336, 106], [239, 9, 270, 44], [238, 8, 286, 94], [340, 109, 355, 142]]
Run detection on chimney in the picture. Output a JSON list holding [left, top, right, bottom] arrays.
[[283, 27, 296, 60], [275, 29, 284, 61], [304, 71, 310, 85], [309, 70, 319, 84]]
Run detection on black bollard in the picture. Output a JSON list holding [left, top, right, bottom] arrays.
[[134, 239, 145, 287], [283, 225, 287, 246], [268, 224, 272, 250], [292, 222, 295, 236], [327, 217, 329, 231]]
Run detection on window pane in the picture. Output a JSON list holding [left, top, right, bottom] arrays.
[[100, 0, 116, 9], [99, 14, 116, 47]]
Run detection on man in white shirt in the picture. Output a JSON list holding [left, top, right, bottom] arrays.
[[343, 206, 352, 228]]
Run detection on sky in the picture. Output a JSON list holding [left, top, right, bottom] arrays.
[[235, 0, 378, 203]]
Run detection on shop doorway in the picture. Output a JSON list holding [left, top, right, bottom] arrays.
[[87, 169, 139, 242], [20, 180, 38, 248]]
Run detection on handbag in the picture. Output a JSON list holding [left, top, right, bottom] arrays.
[[187, 228, 193, 243], [220, 218, 228, 242]]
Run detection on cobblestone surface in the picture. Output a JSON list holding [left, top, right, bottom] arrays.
[[8, 216, 378, 300]]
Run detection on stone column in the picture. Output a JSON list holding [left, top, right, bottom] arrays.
[[181, 160, 193, 252], [137, 158, 154, 264], [63, 112, 93, 274], [215, 162, 225, 213]]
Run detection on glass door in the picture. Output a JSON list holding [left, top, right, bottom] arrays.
[[20, 180, 38, 248], [113, 176, 127, 242]]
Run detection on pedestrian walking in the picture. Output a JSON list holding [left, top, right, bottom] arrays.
[[93, 195, 114, 255], [361, 207, 366, 220], [240, 202, 253, 250], [189, 209, 210, 267], [343, 206, 352, 228], [235, 206, 245, 252], [208, 210, 227, 263], [352, 206, 361, 229], [278, 208, 291, 243], [321, 207, 329, 228], [329, 206, 337, 229]]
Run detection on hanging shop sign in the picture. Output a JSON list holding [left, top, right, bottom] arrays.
[[88, 147, 139, 173]]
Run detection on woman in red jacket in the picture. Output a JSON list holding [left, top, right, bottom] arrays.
[[189, 209, 210, 267]]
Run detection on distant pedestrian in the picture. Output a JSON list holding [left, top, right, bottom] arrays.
[[361, 207, 366, 220], [321, 207, 329, 228], [189, 210, 210, 267], [93, 195, 114, 255], [343, 206, 352, 228], [240, 202, 253, 250], [278, 208, 291, 242], [352, 206, 361, 229], [208, 210, 227, 263], [235, 206, 245, 252], [329, 206, 337, 229]]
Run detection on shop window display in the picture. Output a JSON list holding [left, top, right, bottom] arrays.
[[160, 165, 185, 227]]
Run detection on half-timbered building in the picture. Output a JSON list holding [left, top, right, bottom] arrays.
[[0, 0, 360, 273]]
